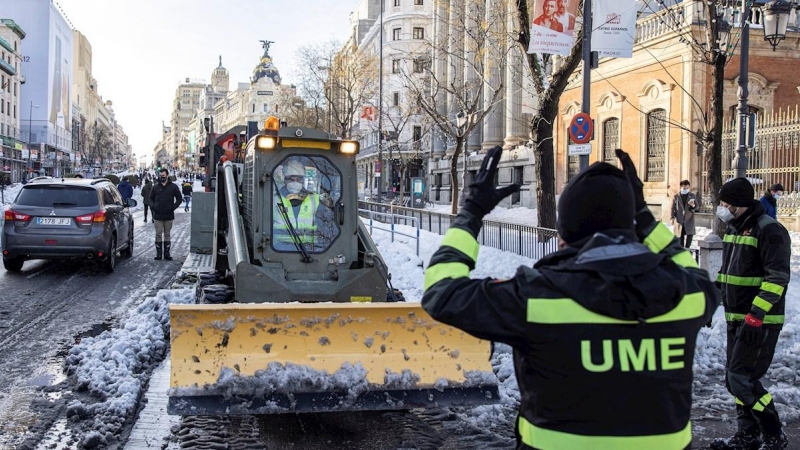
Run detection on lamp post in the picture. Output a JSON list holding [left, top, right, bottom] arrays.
[[733, 0, 792, 179], [27, 102, 39, 172], [376, 0, 385, 204]]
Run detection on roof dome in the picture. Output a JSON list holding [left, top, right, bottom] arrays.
[[252, 40, 281, 85]]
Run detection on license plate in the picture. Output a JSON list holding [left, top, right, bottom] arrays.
[[37, 217, 71, 226]]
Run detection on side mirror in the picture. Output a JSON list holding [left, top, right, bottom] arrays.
[[125, 198, 138, 208]]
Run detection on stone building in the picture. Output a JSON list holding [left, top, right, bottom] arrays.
[[0, 19, 25, 182]]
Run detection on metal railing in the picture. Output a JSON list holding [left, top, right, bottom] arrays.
[[359, 208, 420, 256], [358, 201, 560, 260]]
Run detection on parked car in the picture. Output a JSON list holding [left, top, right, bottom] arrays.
[[2, 177, 137, 273]]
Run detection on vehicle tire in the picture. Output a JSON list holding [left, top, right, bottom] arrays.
[[200, 284, 234, 304], [121, 226, 133, 257], [3, 256, 24, 272], [102, 236, 117, 273]]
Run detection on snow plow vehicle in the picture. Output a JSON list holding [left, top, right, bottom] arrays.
[[167, 117, 498, 415]]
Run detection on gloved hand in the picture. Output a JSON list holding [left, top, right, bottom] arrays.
[[614, 149, 646, 212], [456, 146, 520, 236], [615, 149, 654, 238], [463, 146, 520, 218], [736, 314, 764, 345]]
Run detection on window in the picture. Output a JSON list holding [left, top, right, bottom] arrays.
[[393, 28, 401, 40], [393, 92, 400, 106], [602, 118, 619, 163], [413, 58, 429, 73], [413, 126, 422, 143], [415, 0, 423, 4], [392, 60, 400, 73], [394, 0, 400, 5], [413, 27, 425, 39], [567, 134, 580, 182], [512, 166, 523, 204], [645, 109, 666, 182], [271, 155, 341, 254]]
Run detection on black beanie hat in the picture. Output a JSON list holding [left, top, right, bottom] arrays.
[[557, 162, 635, 244], [719, 177, 755, 207]]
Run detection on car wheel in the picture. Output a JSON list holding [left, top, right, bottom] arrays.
[[3, 256, 24, 272], [121, 226, 133, 257], [102, 236, 117, 273]]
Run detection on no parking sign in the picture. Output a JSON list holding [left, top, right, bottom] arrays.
[[568, 113, 594, 145]]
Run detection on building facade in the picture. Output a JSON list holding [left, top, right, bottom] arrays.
[[0, 19, 25, 182]]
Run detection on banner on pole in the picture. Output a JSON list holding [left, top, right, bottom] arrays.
[[591, 0, 638, 58], [527, 0, 578, 56], [359, 105, 378, 131]]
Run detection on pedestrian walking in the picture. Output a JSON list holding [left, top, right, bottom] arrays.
[[421, 147, 719, 450], [711, 177, 790, 450], [149, 169, 183, 261], [758, 183, 784, 220], [182, 179, 193, 212], [671, 179, 697, 248], [117, 176, 134, 202], [141, 179, 153, 223]]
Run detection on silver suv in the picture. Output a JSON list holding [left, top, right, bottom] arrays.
[[2, 177, 137, 273]]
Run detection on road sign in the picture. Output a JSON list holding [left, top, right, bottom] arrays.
[[569, 112, 593, 144], [568, 144, 592, 156]]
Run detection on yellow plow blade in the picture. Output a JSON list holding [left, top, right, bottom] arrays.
[[168, 303, 498, 415]]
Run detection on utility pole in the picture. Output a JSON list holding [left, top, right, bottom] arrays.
[[733, 0, 752, 180], [579, 0, 593, 171], [376, 0, 384, 204]]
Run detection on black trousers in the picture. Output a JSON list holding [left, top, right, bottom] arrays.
[[143, 204, 150, 218], [725, 322, 782, 435], [679, 227, 693, 248]]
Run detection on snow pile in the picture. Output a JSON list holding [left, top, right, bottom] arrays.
[[425, 203, 539, 226], [63, 288, 195, 448]]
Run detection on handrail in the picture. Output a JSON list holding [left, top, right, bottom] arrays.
[[359, 208, 420, 256], [222, 161, 249, 267]]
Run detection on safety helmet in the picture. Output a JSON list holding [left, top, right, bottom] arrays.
[[283, 160, 305, 178]]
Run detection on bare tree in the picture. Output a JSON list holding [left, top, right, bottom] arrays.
[[85, 123, 113, 172], [379, 95, 429, 201], [277, 95, 321, 129], [296, 40, 379, 138], [514, 0, 584, 230], [404, 0, 508, 213]]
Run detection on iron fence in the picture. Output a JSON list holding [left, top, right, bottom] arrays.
[[358, 201, 560, 260], [700, 108, 800, 216]]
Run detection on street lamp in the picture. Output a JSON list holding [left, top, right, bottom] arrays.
[[27, 102, 39, 173], [733, 0, 792, 179]]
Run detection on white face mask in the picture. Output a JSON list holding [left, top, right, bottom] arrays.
[[773, 193, 782, 200], [287, 181, 303, 194], [716, 205, 737, 223], [680, 188, 689, 195]]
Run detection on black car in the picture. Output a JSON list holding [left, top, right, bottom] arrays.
[[2, 177, 137, 273]]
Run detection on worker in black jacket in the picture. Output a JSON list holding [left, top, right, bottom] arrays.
[[711, 178, 790, 450], [422, 147, 719, 450], [149, 168, 183, 260]]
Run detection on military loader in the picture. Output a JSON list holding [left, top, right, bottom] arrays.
[[168, 117, 498, 415]]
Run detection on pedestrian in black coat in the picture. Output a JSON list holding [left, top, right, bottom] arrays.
[[149, 169, 182, 260]]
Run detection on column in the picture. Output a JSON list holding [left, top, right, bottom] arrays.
[[504, 0, 525, 147], [482, 0, 505, 150]]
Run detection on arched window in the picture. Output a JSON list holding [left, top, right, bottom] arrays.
[[602, 118, 619, 163], [645, 109, 666, 182], [567, 134, 580, 182]]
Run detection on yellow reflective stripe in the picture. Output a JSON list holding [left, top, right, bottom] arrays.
[[723, 234, 758, 247], [518, 416, 692, 450], [527, 292, 705, 324], [440, 227, 479, 262], [760, 281, 785, 297], [757, 393, 773, 410], [725, 313, 785, 324], [643, 223, 674, 254], [716, 274, 763, 286], [671, 250, 699, 268], [424, 262, 470, 291], [735, 397, 744, 405], [752, 297, 773, 313]]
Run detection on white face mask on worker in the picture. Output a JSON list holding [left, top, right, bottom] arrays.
[[716, 205, 736, 223], [287, 182, 303, 194]]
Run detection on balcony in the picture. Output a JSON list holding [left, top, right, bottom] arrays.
[[0, 58, 15, 76]]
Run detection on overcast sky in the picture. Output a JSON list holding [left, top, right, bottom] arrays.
[[57, 0, 353, 163]]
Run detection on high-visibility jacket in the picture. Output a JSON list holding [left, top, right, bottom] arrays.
[[273, 194, 319, 246], [717, 201, 790, 327], [422, 221, 719, 450]]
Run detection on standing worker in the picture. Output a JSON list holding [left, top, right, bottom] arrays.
[[149, 169, 183, 261], [141, 179, 153, 223], [711, 178, 790, 450], [182, 179, 193, 212], [758, 183, 783, 220], [422, 147, 719, 450], [671, 179, 697, 249]]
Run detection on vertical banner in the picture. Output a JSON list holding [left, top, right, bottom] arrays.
[[359, 105, 378, 131], [527, 0, 578, 55], [592, 0, 639, 58]]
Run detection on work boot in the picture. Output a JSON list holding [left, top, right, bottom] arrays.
[[143, 217, 148, 223], [758, 431, 788, 450], [154, 242, 163, 260], [164, 241, 173, 261], [711, 429, 762, 450]]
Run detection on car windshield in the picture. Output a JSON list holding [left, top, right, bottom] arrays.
[[15, 186, 99, 207]]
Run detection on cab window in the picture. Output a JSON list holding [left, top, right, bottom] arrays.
[[271, 155, 341, 253]]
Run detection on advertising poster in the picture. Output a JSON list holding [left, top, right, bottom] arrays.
[[359, 105, 377, 131], [527, 0, 579, 55], [48, 7, 72, 131], [592, 0, 639, 58]]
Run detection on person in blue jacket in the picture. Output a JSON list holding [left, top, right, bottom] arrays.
[[117, 176, 134, 202], [758, 183, 783, 219]]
